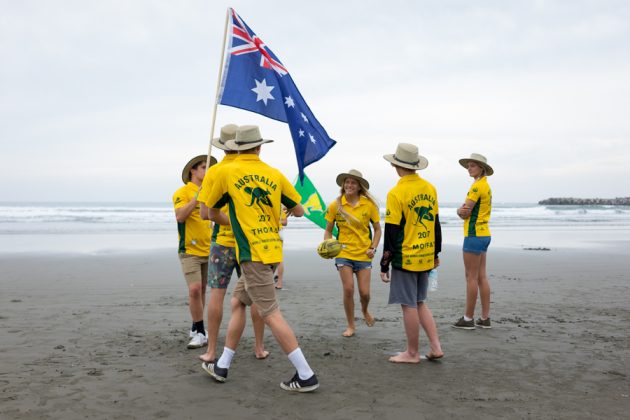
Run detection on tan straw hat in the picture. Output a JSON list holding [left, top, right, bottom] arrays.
[[459, 153, 494, 176], [181, 154, 217, 184], [212, 124, 238, 151], [336, 169, 370, 190], [225, 125, 274, 151], [383, 143, 429, 170]]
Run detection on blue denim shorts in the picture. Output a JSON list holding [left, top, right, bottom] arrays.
[[463, 236, 491, 254], [335, 258, 371, 272]]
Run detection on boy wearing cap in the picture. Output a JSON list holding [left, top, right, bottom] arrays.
[[380, 143, 444, 363], [198, 124, 268, 363], [173, 154, 216, 349], [203, 125, 319, 393]]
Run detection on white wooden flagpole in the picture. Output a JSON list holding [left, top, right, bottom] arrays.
[[206, 8, 231, 168]]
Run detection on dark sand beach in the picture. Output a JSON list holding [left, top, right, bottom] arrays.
[[1, 244, 629, 419]]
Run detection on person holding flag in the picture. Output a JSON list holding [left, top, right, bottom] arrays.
[[324, 169, 381, 337]]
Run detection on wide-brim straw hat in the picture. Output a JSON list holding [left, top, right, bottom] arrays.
[[383, 143, 429, 170], [181, 154, 217, 184], [336, 169, 370, 190], [225, 125, 274, 151], [459, 153, 494, 176], [212, 124, 238, 151]]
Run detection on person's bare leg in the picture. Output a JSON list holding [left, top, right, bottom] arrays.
[[389, 305, 421, 363], [418, 302, 443, 358], [478, 252, 491, 319], [199, 288, 227, 362], [356, 268, 374, 327], [223, 297, 247, 351], [188, 282, 204, 324], [250, 304, 269, 359], [463, 252, 482, 318], [263, 309, 299, 353], [275, 262, 284, 289], [338, 267, 356, 336]]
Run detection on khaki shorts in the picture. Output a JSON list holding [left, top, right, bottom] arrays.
[[179, 253, 209, 285], [233, 261, 278, 317]]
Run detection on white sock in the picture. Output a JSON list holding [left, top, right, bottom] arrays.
[[463, 315, 473, 322], [217, 347, 235, 369], [287, 348, 314, 380]]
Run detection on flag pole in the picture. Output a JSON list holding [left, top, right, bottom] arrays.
[[206, 8, 231, 167]]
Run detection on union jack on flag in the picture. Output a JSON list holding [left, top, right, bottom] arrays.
[[219, 8, 336, 182]]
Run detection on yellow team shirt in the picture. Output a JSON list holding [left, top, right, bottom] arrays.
[[463, 176, 492, 237], [172, 182, 211, 256], [198, 154, 238, 247], [205, 154, 301, 264], [385, 174, 439, 272], [325, 196, 380, 262]]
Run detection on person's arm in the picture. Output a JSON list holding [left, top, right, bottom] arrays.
[[457, 198, 476, 219], [380, 222, 402, 282], [434, 214, 441, 268], [200, 203, 210, 220], [175, 194, 198, 222], [366, 221, 381, 259], [286, 204, 304, 217], [209, 208, 230, 225], [324, 221, 334, 240]]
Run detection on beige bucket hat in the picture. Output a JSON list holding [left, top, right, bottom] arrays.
[[212, 124, 238, 151], [181, 154, 217, 184], [383, 143, 428, 170], [459, 153, 494, 176], [336, 169, 370, 190], [225, 125, 274, 151]]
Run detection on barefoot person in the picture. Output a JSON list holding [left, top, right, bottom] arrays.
[[324, 169, 381, 337], [380, 143, 443, 363], [452, 153, 494, 330], [172, 154, 216, 349], [198, 124, 268, 363], [203, 125, 318, 392], [274, 205, 288, 290]]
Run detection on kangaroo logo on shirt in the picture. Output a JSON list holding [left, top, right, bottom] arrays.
[[412, 205, 434, 230], [244, 186, 273, 211]]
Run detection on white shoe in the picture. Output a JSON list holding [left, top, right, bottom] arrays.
[[189, 329, 195, 338], [187, 332, 208, 349]]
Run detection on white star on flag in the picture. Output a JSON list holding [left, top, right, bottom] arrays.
[[298, 129, 305, 137], [284, 96, 295, 108], [251, 79, 275, 105], [300, 112, 309, 123], [309, 133, 317, 144]]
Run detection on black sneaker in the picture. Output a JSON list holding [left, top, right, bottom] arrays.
[[280, 372, 319, 393], [452, 317, 475, 330], [201, 361, 228, 383], [476, 317, 492, 329]]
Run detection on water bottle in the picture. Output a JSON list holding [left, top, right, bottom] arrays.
[[428, 269, 438, 291]]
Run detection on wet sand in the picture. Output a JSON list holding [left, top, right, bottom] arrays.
[[1, 244, 629, 419]]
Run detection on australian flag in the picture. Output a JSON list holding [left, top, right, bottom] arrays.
[[219, 8, 337, 182]]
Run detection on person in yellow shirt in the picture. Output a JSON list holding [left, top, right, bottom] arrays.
[[172, 154, 216, 349], [324, 169, 381, 337], [203, 125, 319, 393], [197, 124, 268, 364], [380, 143, 443, 363], [453, 153, 494, 330]]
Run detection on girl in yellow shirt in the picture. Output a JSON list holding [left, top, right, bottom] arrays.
[[325, 169, 381, 337]]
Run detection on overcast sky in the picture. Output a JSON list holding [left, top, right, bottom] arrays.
[[1, 0, 629, 203]]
